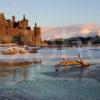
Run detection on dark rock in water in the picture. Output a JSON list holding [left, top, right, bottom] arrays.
[[29, 49, 38, 53], [33, 60, 41, 64], [55, 68, 59, 72], [25, 47, 29, 50]]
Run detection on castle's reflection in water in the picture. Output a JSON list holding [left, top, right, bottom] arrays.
[[0, 65, 29, 84]]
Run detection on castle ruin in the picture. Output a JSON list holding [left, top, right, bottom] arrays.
[[0, 12, 42, 46]]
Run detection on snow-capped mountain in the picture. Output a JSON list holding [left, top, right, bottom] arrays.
[[42, 24, 100, 40]]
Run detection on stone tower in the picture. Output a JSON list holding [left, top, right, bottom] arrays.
[[12, 16, 15, 22], [0, 13, 5, 28], [34, 23, 42, 45]]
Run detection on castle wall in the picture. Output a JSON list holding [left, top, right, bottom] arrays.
[[0, 29, 6, 35], [6, 28, 33, 36], [0, 13, 42, 45]]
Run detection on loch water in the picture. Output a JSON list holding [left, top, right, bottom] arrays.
[[0, 46, 100, 100]]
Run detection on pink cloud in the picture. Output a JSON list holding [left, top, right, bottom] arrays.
[[41, 24, 100, 40]]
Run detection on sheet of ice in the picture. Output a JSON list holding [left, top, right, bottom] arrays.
[[0, 46, 100, 100]]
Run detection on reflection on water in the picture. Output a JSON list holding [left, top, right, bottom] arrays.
[[0, 46, 100, 100], [0, 66, 29, 86]]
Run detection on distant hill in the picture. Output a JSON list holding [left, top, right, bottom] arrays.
[[45, 35, 100, 46]]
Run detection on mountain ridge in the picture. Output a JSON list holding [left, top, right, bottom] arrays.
[[45, 35, 100, 46]]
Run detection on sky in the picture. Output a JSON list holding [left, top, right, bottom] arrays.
[[0, 0, 100, 27]]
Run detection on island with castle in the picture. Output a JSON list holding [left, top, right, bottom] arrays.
[[0, 12, 43, 46]]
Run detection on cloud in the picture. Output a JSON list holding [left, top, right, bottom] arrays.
[[80, 29, 91, 34], [42, 24, 100, 40]]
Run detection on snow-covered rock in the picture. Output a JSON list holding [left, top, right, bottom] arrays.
[[1, 47, 29, 55]]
